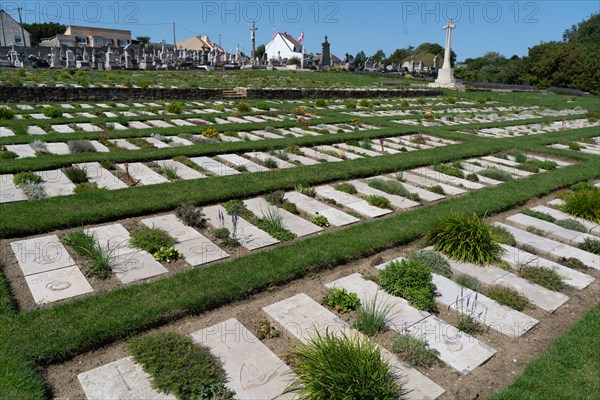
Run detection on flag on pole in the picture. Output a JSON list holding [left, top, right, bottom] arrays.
[[297, 30, 304, 43], [272, 26, 276, 39]]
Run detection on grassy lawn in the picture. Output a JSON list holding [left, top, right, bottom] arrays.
[[490, 302, 600, 400]]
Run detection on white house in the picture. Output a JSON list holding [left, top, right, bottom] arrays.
[[0, 9, 31, 47], [265, 32, 303, 62]]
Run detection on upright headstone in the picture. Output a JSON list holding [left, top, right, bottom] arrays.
[[321, 35, 331, 68], [65, 49, 75, 68], [433, 54, 439, 72], [105, 46, 116, 70], [250, 20, 258, 64]]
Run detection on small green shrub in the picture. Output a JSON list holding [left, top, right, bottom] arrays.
[[561, 257, 588, 270], [570, 182, 595, 191], [63, 166, 88, 184], [264, 190, 285, 206], [520, 266, 564, 291], [478, 167, 514, 182], [555, 218, 587, 232], [580, 238, 600, 254], [521, 209, 556, 223], [353, 295, 393, 336], [560, 189, 600, 223], [176, 202, 206, 228], [344, 100, 357, 109], [254, 208, 297, 241], [392, 334, 441, 368], [42, 107, 63, 118], [63, 230, 113, 279], [74, 182, 102, 193], [0, 107, 16, 120], [311, 214, 330, 227], [379, 259, 437, 313], [366, 195, 392, 209], [256, 319, 280, 340], [263, 158, 278, 169], [322, 288, 360, 312], [452, 274, 480, 291], [286, 330, 405, 399], [165, 102, 183, 114], [411, 249, 452, 278], [527, 226, 548, 237], [213, 227, 230, 240], [516, 163, 539, 173], [130, 227, 177, 254], [235, 102, 251, 113], [427, 214, 503, 264], [428, 185, 445, 195], [514, 153, 528, 163], [153, 246, 182, 262], [433, 164, 464, 179], [466, 173, 479, 182], [67, 140, 97, 154], [526, 159, 558, 170], [491, 225, 517, 246], [485, 284, 531, 311], [295, 184, 316, 197], [333, 182, 357, 194], [129, 333, 234, 399], [283, 202, 298, 214], [13, 171, 42, 186]]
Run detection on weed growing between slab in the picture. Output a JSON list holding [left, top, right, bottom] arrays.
[[379, 259, 437, 313], [519, 266, 565, 291], [411, 249, 453, 278], [63, 231, 113, 279], [392, 334, 442, 368], [485, 284, 532, 311], [322, 288, 360, 312]]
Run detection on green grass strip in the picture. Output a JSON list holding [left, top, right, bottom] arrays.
[[490, 302, 600, 400]]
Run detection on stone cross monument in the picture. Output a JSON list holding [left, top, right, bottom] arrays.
[[432, 18, 462, 89], [250, 21, 258, 62]]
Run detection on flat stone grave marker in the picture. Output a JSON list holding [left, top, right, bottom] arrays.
[[27, 126, 47, 135], [337, 143, 382, 157], [263, 293, 445, 400], [190, 318, 295, 399], [284, 191, 360, 227], [190, 156, 240, 176], [116, 163, 168, 186], [218, 154, 269, 172], [373, 175, 445, 202], [30, 113, 50, 120], [251, 130, 284, 139], [506, 213, 596, 245], [315, 185, 391, 218], [128, 121, 152, 129], [85, 224, 138, 257], [319, 145, 363, 160], [0, 174, 27, 203], [156, 160, 206, 180], [142, 214, 228, 266], [169, 136, 193, 146], [51, 124, 75, 133], [0, 127, 14, 137], [494, 222, 599, 270], [500, 244, 594, 290], [144, 137, 170, 148], [203, 205, 279, 250], [286, 153, 321, 166], [171, 119, 194, 126], [35, 169, 76, 197], [219, 134, 242, 142], [245, 152, 295, 169], [110, 138, 139, 150], [78, 356, 175, 400], [412, 167, 485, 190], [24, 265, 93, 305], [299, 147, 343, 162], [11, 234, 75, 276], [45, 142, 70, 155], [244, 197, 323, 237], [402, 172, 466, 196], [75, 123, 102, 132], [349, 180, 420, 209], [530, 205, 599, 236], [146, 120, 174, 128], [75, 162, 127, 190], [238, 132, 263, 141]]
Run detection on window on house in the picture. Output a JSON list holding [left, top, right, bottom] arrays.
[[14, 36, 22, 44], [76, 36, 88, 44], [118, 39, 129, 47]]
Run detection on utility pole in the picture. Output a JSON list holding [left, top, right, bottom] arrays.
[[17, 7, 26, 47], [172, 22, 176, 47], [218, 34, 221, 47], [1, 10, 8, 46]]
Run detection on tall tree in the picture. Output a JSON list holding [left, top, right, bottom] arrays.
[[136, 36, 151, 48], [371, 49, 386, 63], [21, 22, 65, 46], [254, 44, 266, 59]]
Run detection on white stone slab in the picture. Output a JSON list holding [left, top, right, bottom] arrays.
[[245, 152, 295, 169], [252, 130, 284, 139], [117, 163, 168, 186], [30, 113, 50, 120], [35, 170, 76, 197], [85, 224, 137, 257], [110, 138, 139, 150], [78, 356, 175, 400], [238, 132, 263, 141], [0, 127, 14, 137], [45, 142, 70, 155], [402, 172, 467, 195], [171, 118, 195, 126], [326, 273, 430, 329], [218, 154, 269, 172], [75, 123, 102, 132], [319, 145, 363, 160], [128, 121, 152, 129], [190, 156, 240, 176], [286, 153, 321, 165], [494, 222, 599, 270], [204, 205, 280, 250], [349, 180, 420, 210], [315, 185, 392, 218], [283, 191, 360, 227], [299, 147, 343, 162], [500, 244, 594, 290], [492, 273, 569, 312], [506, 213, 596, 245], [0, 174, 28, 203], [412, 167, 485, 190], [25, 266, 93, 305], [372, 175, 445, 202], [337, 143, 382, 157], [191, 319, 294, 400], [244, 197, 323, 237], [263, 294, 445, 400], [111, 251, 168, 284], [143, 137, 169, 149], [26, 126, 46, 135], [146, 120, 173, 128], [75, 162, 127, 190], [10, 235, 75, 276], [530, 206, 599, 236], [448, 259, 510, 285], [141, 214, 201, 242], [156, 160, 206, 180], [51, 124, 75, 133]]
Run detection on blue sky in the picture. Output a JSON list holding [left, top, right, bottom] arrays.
[[3, 1, 598, 60]]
